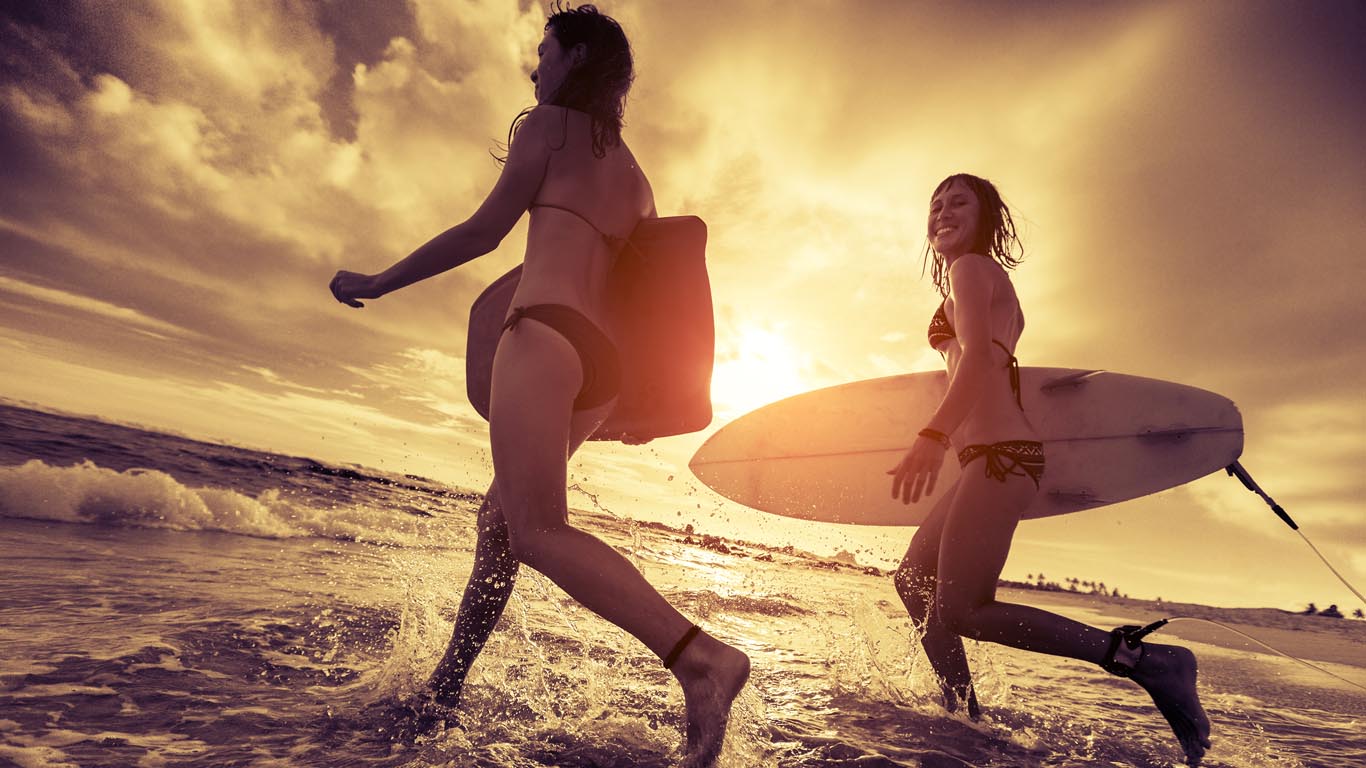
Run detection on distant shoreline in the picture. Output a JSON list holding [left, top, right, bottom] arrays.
[[629, 511, 1365, 619], [1004, 587, 1366, 669]]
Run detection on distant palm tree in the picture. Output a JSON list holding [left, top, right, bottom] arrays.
[[1353, 608, 1364, 619], [1303, 602, 1318, 615]]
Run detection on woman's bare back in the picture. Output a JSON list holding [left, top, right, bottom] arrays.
[[517, 107, 655, 326]]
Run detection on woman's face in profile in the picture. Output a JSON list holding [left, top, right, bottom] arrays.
[[928, 179, 981, 257], [531, 32, 575, 105]]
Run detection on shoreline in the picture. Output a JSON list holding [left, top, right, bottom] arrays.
[[1005, 587, 1366, 668]]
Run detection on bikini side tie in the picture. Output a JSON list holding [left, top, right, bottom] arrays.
[[959, 444, 1036, 484], [502, 305, 529, 332]]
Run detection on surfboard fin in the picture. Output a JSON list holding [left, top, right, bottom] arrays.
[[1040, 369, 1105, 392], [1046, 489, 1115, 507]]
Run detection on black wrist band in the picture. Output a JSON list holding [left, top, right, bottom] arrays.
[[918, 428, 950, 448]]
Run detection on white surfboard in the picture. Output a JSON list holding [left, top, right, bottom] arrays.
[[688, 368, 1243, 526]]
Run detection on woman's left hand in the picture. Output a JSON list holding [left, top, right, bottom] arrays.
[[887, 437, 948, 504], [329, 270, 381, 308]]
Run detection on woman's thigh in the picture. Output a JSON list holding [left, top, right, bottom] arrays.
[[936, 471, 1036, 609], [900, 478, 960, 576], [488, 321, 615, 529]]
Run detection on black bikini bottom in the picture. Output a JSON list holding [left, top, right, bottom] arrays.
[[502, 304, 620, 411], [957, 440, 1045, 488]]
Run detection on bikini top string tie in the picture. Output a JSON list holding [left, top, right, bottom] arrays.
[[531, 202, 640, 260]]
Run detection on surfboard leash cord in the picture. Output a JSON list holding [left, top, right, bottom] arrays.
[[1225, 461, 1366, 606], [1149, 616, 1366, 693], [1130, 460, 1366, 692]]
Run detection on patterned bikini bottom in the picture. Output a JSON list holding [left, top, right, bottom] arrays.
[[957, 440, 1045, 488]]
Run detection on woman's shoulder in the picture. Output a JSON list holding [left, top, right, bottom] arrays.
[[948, 253, 1017, 299], [515, 106, 604, 151], [947, 253, 1003, 283], [515, 105, 569, 136]]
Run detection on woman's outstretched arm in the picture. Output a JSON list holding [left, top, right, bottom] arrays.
[[329, 107, 562, 307]]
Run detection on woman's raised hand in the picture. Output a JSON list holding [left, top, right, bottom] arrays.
[[329, 270, 381, 308]]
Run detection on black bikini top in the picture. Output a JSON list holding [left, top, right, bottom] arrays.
[[928, 300, 1024, 409]]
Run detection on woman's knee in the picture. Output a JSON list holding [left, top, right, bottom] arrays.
[[934, 592, 984, 639], [505, 521, 571, 566], [894, 564, 935, 624]]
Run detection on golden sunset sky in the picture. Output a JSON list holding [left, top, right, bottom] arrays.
[[2, 0, 1363, 611]]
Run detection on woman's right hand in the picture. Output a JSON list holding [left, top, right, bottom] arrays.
[[887, 436, 948, 504], [329, 270, 382, 308]]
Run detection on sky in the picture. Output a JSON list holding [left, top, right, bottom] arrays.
[[2, 0, 1364, 612]]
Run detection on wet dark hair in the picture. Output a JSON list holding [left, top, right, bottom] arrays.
[[923, 173, 1025, 296], [499, 3, 633, 162]]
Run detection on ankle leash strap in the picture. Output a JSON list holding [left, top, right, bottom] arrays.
[[1101, 618, 1168, 677]]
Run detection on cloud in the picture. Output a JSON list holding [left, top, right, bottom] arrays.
[[0, 0, 559, 406], [0, 275, 196, 340]]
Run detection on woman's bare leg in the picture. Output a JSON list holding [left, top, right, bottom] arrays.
[[893, 482, 979, 718], [428, 408, 611, 706], [935, 471, 1210, 765], [428, 483, 518, 707], [489, 322, 749, 766]]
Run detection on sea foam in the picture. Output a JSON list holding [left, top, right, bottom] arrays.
[[0, 459, 445, 545]]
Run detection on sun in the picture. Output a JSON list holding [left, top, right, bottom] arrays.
[[709, 325, 811, 418]]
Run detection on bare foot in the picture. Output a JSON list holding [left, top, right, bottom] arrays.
[[1130, 643, 1211, 766], [427, 661, 464, 709], [670, 631, 751, 768], [941, 682, 981, 722]]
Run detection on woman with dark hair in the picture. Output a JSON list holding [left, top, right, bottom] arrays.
[[887, 174, 1212, 765], [329, 5, 748, 765]]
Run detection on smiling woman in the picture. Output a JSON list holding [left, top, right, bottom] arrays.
[[710, 324, 812, 417]]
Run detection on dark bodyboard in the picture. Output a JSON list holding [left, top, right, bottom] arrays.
[[466, 215, 714, 441]]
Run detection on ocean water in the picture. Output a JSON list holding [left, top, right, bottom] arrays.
[[2, 402, 1364, 768]]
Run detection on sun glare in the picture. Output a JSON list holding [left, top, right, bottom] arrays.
[[710, 325, 811, 418]]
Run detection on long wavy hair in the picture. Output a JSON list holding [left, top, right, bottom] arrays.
[[923, 173, 1025, 296], [499, 3, 633, 162]]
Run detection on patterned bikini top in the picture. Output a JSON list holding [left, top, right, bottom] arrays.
[[927, 300, 1024, 409]]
